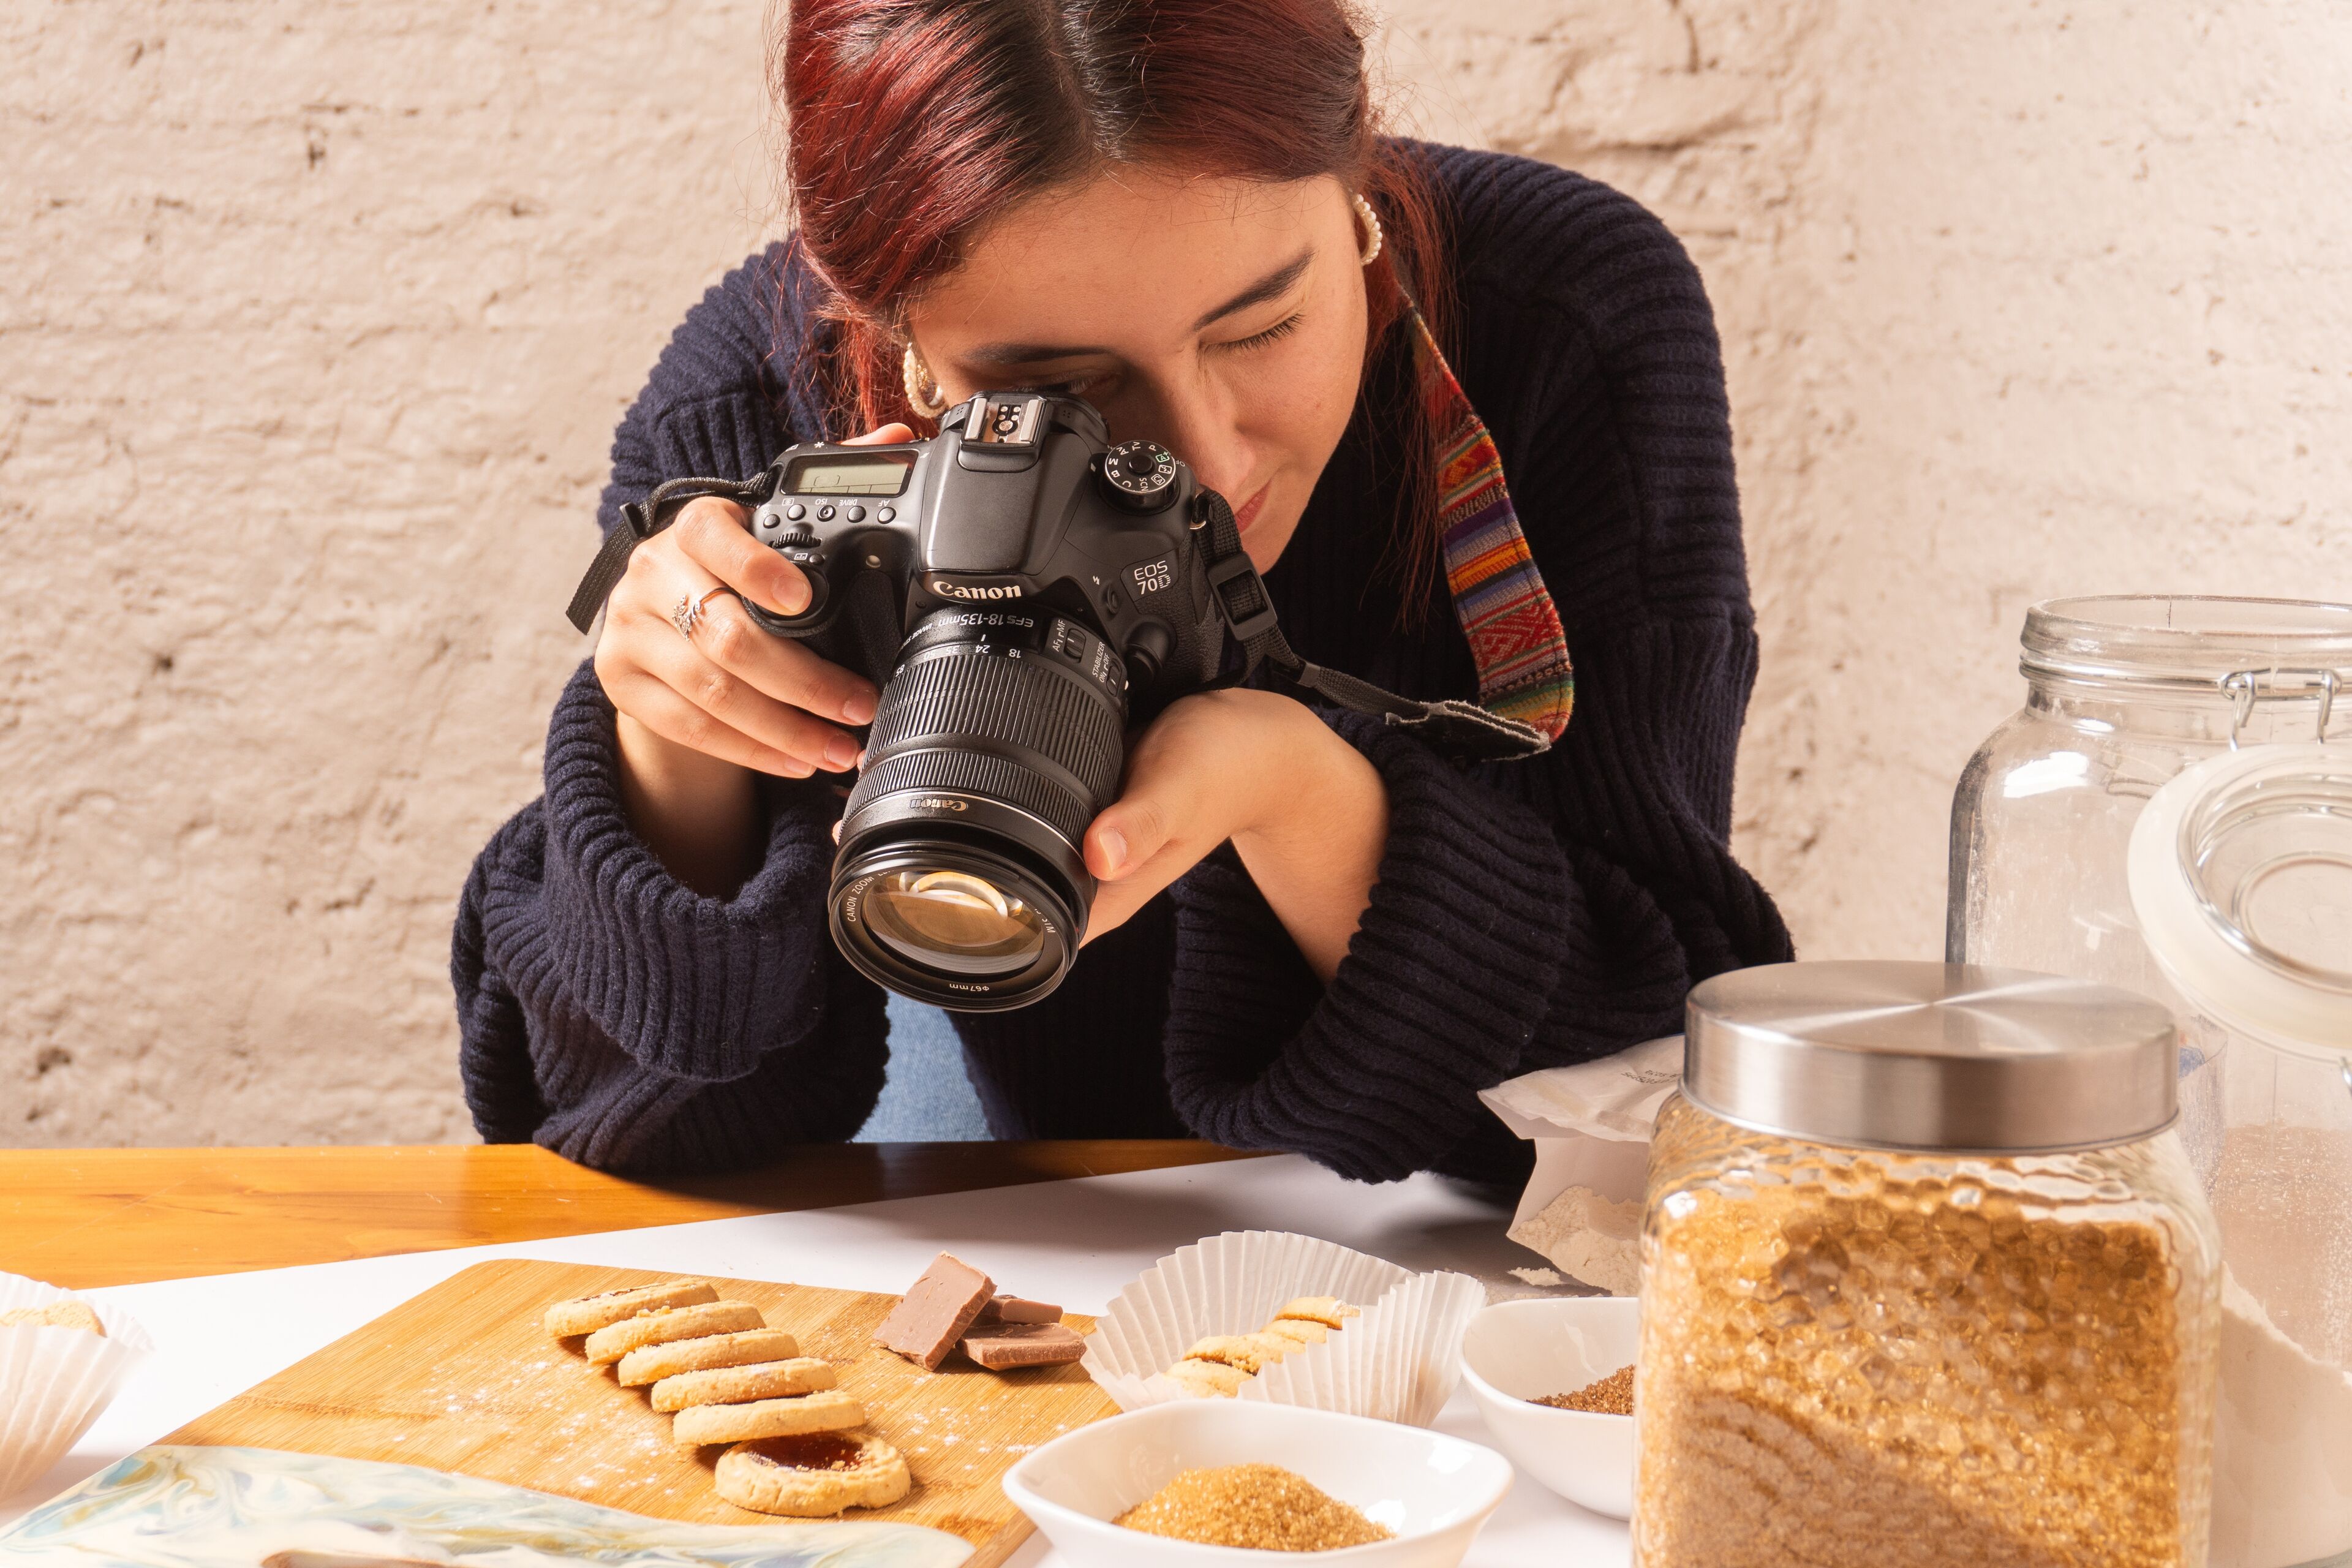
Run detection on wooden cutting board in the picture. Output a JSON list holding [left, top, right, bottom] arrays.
[[164, 1258, 1118, 1566]]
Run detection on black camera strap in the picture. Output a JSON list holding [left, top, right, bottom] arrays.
[[1191, 491, 1551, 762], [564, 472, 778, 635]]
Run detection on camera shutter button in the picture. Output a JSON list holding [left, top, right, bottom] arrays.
[[775, 564, 828, 621]]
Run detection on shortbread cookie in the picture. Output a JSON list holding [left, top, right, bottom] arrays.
[[716, 1433, 912, 1517], [618, 1328, 800, 1387], [673, 1388, 865, 1447], [0, 1301, 104, 1336], [1261, 1316, 1329, 1348], [585, 1300, 764, 1365], [544, 1280, 717, 1340], [1273, 1296, 1359, 1331], [1163, 1357, 1249, 1397], [652, 1356, 838, 1413], [1183, 1332, 1295, 1375]]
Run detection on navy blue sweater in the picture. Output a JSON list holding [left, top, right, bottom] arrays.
[[451, 145, 1793, 1183]]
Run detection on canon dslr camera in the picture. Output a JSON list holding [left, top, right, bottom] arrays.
[[720, 391, 1244, 1010], [567, 389, 1538, 1011]]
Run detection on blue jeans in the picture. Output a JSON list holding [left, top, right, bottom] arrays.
[[853, 994, 992, 1141]]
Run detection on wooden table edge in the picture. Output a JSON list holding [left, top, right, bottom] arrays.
[[0, 1139, 1264, 1290]]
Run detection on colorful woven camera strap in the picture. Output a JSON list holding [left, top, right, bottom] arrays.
[[1408, 306, 1575, 742]]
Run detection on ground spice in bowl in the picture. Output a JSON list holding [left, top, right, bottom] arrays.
[[1115, 1463, 1392, 1551], [1536, 1363, 1634, 1414]]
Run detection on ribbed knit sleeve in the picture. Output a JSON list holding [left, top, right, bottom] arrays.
[[450, 240, 886, 1175], [1163, 614, 1787, 1186], [451, 663, 886, 1174], [1161, 714, 1570, 1183]]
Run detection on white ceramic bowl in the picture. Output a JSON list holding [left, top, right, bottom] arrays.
[[1002, 1399, 1512, 1567], [1457, 1295, 1637, 1520]]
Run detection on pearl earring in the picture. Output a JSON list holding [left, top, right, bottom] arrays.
[[901, 341, 951, 420], [1352, 192, 1384, 267]]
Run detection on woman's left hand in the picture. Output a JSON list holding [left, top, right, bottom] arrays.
[[1081, 688, 1389, 982]]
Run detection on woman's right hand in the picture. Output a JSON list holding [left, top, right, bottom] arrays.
[[595, 424, 916, 780], [594, 494, 881, 780], [593, 426, 912, 893]]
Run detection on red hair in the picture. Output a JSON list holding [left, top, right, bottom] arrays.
[[767, 0, 1454, 606]]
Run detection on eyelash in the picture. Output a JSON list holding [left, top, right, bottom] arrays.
[[1220, 312, 1303, 353]]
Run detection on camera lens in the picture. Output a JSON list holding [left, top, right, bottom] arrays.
[[829, 605, 1126, 1010], [862, 869, 1045, 978]]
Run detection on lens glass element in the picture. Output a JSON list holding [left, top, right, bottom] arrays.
[[862, 868, 1046, 978]]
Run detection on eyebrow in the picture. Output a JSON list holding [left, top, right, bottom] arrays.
[[959, 247, 1316, 367], [1190, 247, 1314, 331]]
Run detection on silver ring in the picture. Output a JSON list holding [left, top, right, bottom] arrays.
[[672, 586, 732, 641]]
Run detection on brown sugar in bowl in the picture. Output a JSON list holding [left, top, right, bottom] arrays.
[[1458, 1295, 1638, 1520], [1003, 1399, 1512, 1566]]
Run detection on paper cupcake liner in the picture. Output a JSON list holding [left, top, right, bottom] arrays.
[[0, 1272, 153, 1503], [1080, 1231, 1485, 1427]]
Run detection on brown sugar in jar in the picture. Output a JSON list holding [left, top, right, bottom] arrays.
[[1634, 963, 2221, 1568]]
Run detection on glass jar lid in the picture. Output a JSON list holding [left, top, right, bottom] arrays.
[[1683, 960, 2177, 1153], [2128, 741, 2352, 1062]]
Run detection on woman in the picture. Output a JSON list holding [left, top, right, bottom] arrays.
[[451, 0, 1792, 1182]]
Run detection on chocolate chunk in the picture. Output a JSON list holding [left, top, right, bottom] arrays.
[[873, 1252, 995, 1371], [960, 1322, 1086, 1370], [971, 1294, 1061, 1327]]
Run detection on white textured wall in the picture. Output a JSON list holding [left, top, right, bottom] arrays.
[[1, 0, 778, 1143], [6, 1, 2348, 1145]]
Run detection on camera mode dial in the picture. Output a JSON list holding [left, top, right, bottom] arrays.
[[1098, 440, 1177, 513]]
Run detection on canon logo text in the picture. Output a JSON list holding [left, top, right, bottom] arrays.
[[930, 578, 1023, 601]]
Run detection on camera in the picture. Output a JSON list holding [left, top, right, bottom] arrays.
[[568, 389, 1542, 1012], [741, 391, 1236, 1010]]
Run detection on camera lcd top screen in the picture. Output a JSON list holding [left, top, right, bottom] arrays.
[[785, 453, 916, 497]]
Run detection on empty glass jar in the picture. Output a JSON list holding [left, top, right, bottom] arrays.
[[1634, 961, 2220, 1568], [1948, 594, 2352, 1025]]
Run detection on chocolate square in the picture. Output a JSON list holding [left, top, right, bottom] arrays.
[[872, 1252, 995, 1371], [960, 1322, 1085, 1370], [971, 1294, 1061, 1327]]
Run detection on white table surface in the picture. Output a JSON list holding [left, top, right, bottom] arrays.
[[1, 1153, 1632, 1564]]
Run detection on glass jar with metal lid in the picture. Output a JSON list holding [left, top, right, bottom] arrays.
[[1633, 961, 2221, 1568]]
